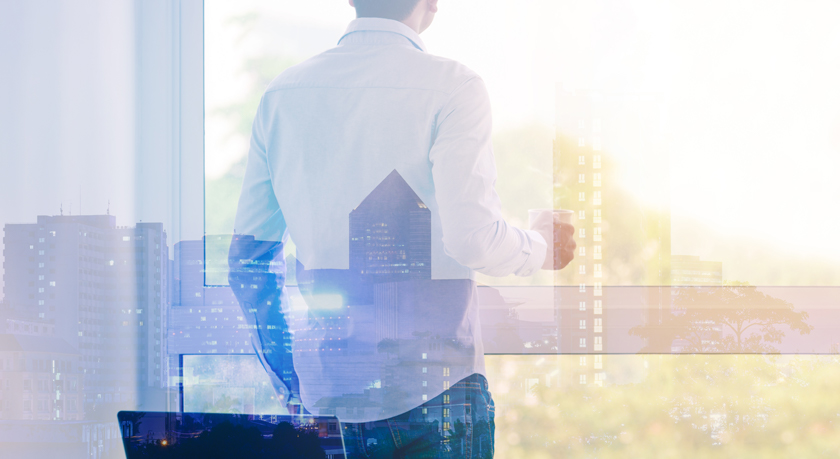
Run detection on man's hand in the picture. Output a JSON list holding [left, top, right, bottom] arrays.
[[535, 213, 576, 270]]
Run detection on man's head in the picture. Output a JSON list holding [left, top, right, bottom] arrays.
[[349, 0, 439, 33]]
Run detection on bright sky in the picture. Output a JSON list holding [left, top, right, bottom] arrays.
[[206, 0, 840, 261]]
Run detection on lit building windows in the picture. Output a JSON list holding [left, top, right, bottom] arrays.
[[579, 319, 586, 330], [422, 380, 427, 387], [38, 288, 44, 293], [594, 355, 603, 369], [422, 353, 427, 359], [578, 192, 585, 202], [593, 209, 602, 223], [578, 173, 586, 183], [579, 338, 586, 348], [594, 227, 602, 242], [594, 264, 603, 278], [579, 246, 586, 257], [579, 210, 585, 220], [579, 283, 586, 293], [593, 191, 602, 206], [594, 283, 603, 297], [443, 381, 450, 390], [594, 245, 602, 260], [594, 336, 603, 351], [579, 265, 586, 274], [422, 394, 428, 401], [122, 236, 131, 241], [593, 155, 602, 169], [443, 422, 450, 431], [580, 356, 587, 366], [593, 173, 602, 187], [579, 301, 586, 311], [578, 137, 586, 147], [443, 394, 450, 404], [49, 281, 55, 286], [594, 300, 603, 315], [580, 375, 587, 384], [579, 228, 586, 238], [444, 408, 450, 418], [443, 367, 450, 377], [422, 367, 427, 373], [578, 155, 585, 165], [594, 318, 603, 333]]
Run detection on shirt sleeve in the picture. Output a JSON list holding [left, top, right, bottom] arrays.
[[429, 76, 547, 277], [233, 97, 287, 243]]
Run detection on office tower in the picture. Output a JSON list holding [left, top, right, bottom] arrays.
[[555, 87, 671, 384], [349, 170, 432, 283], [2, 215, 168, 418]]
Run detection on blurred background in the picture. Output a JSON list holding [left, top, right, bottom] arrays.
[[1, 0, 839, 457]]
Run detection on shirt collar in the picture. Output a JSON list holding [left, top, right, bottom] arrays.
[[338, 18, 427, 53]]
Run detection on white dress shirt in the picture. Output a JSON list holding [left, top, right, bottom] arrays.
[[233, 18, 546, 422]]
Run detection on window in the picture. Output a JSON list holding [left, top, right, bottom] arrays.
[[443, 380, 450, 390], [578, 210, 585, 220], [594, 264, 602, 277], [580, 356, 587, 366], [443, 422, 451, 431], [579, 301, 586, 311], [38, 288, 44, 293], [578, 191, 585, 202], [580, 375, 587, 384], [594, 282, 603, 297], [593, 209, 602, 223], [579, 265, 586, 274], [579, 246, 586, 257], [122, 236, 131, 241], [38, 275, 44, 280], [593, 137, 602, 151], [422, 367, 427, 373], [594, 300, 603, 315], [594, 336, 603, 351], [24, 380, 31, 390], [49, 281, 55, 287], [594, 227, 602, 242], [579, 228, 586, 238], [578, 173, 585, 183], [578, 155, 585, 165], [579, 319, 586, 330], [579, 283, 586, 293], [593, 118, 602, 132], [38, 300, 44, 306], [579, 338, 586, 348], [443, 394, 450, 404], [422, 394, 428, 401], [24, 400, 32, 412], [422, 353, 427, 359], [595, 318, 603, 333], [594, 355, 603, 369], [593, 172, 602, 186], [422, 380, 427, 387], [443, 408, 450, 418], [594, 245, 602, 260], [594, 155, 602, 168], [422, 408, 428, 415], [443, 367, 450, 376], [578, 137, 585, 147], [38, 250, 44, 255], [38, 263, 44, 268], [593, 191, 602, 205]]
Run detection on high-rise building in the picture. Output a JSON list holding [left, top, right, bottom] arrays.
[[2, 215, 168, 417], [554, 87, 671, 383]]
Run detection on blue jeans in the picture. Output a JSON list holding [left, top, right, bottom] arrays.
[[340, 374, 495, 459]]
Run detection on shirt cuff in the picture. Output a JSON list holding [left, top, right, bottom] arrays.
[[514, 229, 547, 277]]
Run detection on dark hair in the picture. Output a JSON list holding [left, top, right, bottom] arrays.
[[354, 0, 423, 21]]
